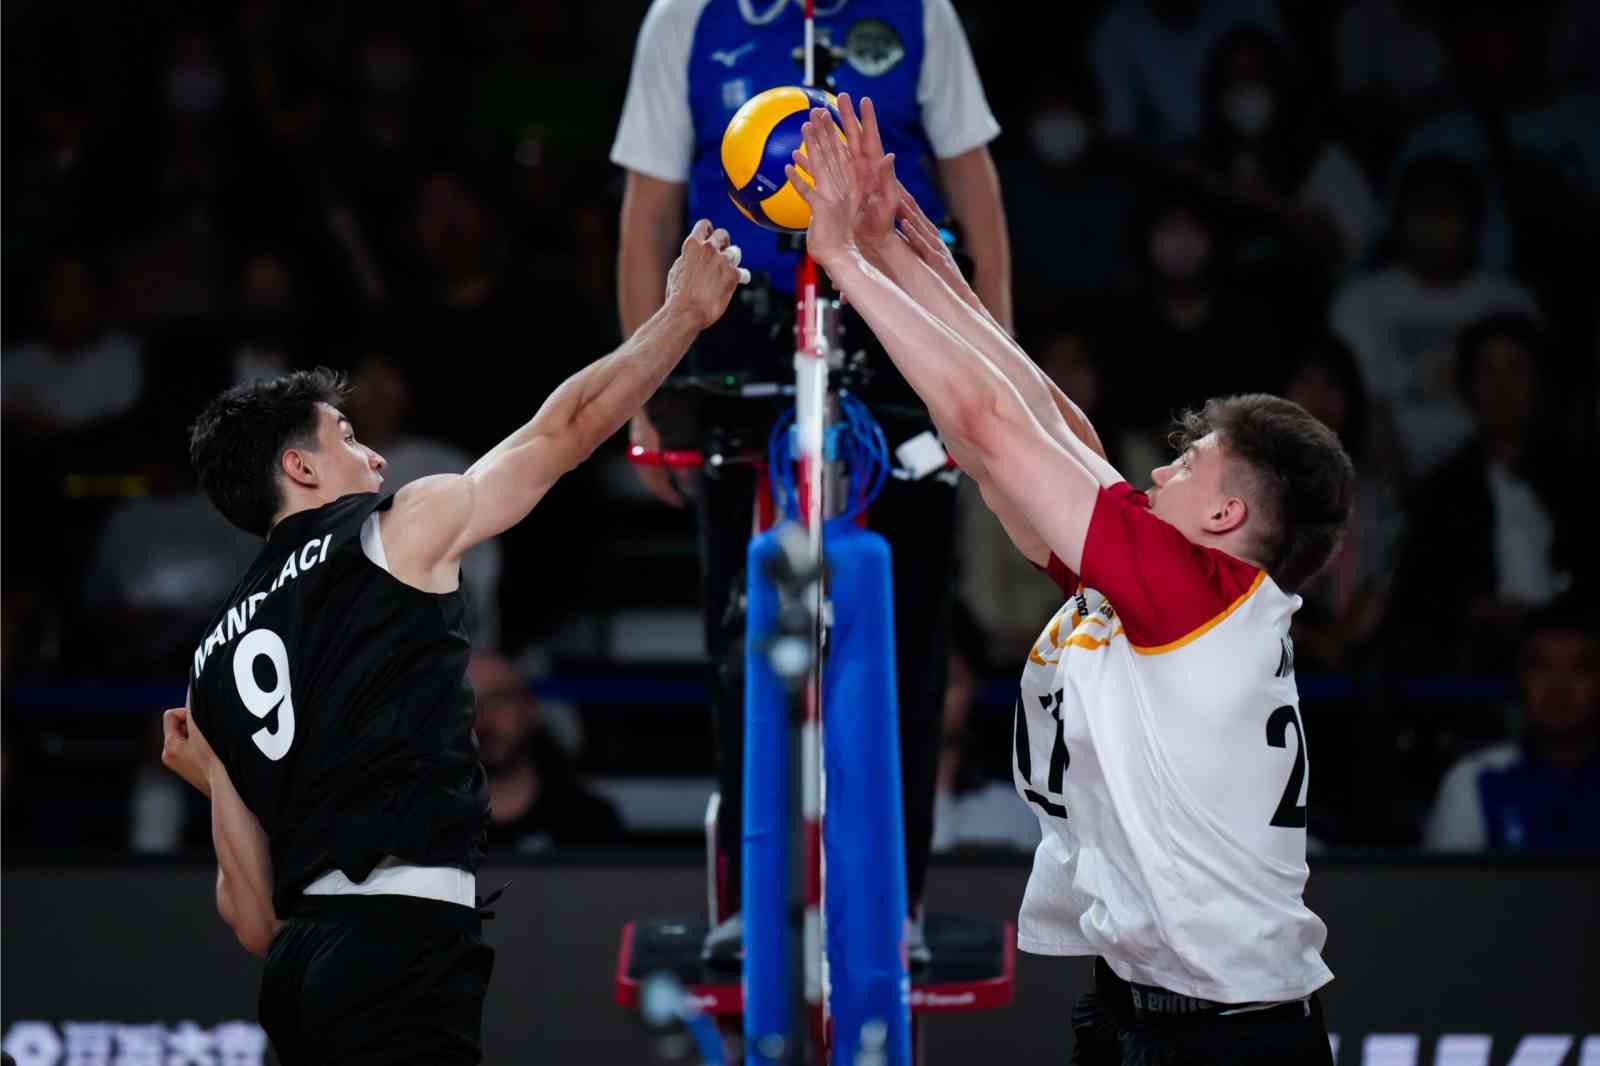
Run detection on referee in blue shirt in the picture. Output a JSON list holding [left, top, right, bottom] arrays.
[[611, 0, 1012, 963]]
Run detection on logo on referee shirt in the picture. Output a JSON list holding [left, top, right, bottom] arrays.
[[844, 19, 904, 76]]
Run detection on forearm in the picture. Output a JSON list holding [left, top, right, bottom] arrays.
[[469, 301, 703, 483], [874, 238, 1063, 440], [871, 238, 1117, 481], [825, 247, 1020, 449], [206, 762, 278, 957]]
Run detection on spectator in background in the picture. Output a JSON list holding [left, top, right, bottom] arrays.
[[468, 650, 623, 852], [3, 253, 145, 438], [1389, 314, 1585, 678], [226, 249, 303, 385], [1089, 0, 1286, 153], [76, 460, 261, 678], [1387, 3, 1600, 336], [331, 22, 433, 293], [1279, 333, 1404, 675], [402, 167, 568, 453], [1424, 596, 1600, 851], [1001, 66, 1139, 313], [401, 166, 587, 648], [1103, 184, 1282, 477], [1185, 27, 1382, 280], [931, 601, 1040, 855], [343, 348, 504, 649], [5, 78, 121, 266], [113, 27, 231, 325], [1335, 0, 1452, 170], [1330, 155, 1539, 481]]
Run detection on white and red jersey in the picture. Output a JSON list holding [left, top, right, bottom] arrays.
[[1013, 481, 1332, 1003]]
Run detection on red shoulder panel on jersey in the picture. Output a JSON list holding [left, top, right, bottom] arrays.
[[1031, 552, 1078, 596], [1080, 482, 1264, 651]]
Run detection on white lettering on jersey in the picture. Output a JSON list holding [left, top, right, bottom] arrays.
[[192, 534, 331, 678], [225, 603, 248, 642], [271, 551, 298, 591]]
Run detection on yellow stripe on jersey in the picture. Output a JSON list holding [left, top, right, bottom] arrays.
[[1128, 570, 1267, 656]]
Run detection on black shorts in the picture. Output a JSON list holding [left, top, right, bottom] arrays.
[[259, 894, 494, 1066], [1070, 959, 1334, 1066]]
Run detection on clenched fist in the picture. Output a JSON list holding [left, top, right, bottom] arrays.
[[663, 219, 747, 330], [162, 705, 219, 797]]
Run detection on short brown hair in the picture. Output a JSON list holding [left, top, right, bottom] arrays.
[[189, 368, 350, 536], [1173, 394, 1355, 594]]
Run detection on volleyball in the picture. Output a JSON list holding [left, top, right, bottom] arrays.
[[721, 85, 843, 233]]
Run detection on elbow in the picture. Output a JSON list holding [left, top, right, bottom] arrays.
[[217, 878, 277, 958], [563, 410, 610, 469], [948, 388, 1007, 458], [236, 919, 278, 959]]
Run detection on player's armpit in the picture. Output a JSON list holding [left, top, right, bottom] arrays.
[[377, 473, 479, 594]]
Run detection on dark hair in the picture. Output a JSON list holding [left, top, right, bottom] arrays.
[[1172, 394, 1355, 594], [189, 368, 349, 535], [1455, 311, 1545, 402]]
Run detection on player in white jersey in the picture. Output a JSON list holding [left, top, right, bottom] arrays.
[[791, 98, 1353, 1063]]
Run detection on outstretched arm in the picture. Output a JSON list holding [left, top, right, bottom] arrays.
[[377, 221, 745, 592], [833, 95, 1121, 489], [791, 112, 1102, 574]]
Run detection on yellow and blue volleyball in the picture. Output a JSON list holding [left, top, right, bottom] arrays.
[[721, 86, 843, 234]]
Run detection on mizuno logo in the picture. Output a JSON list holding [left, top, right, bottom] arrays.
[[711, 42, 757, 67]]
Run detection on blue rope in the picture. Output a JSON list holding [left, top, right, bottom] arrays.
[[765, 393, 892, 528]]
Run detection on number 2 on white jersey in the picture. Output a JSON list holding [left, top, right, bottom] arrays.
[[1265, 704, 1307, 828], [233, 628, 296, 761]]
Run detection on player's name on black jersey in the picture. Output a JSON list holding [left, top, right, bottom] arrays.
[[191, 532, 333, 679]]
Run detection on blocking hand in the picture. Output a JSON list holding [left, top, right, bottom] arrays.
[[664, 219, 747, 330], [787, 109, 859, 267], [834, 94, 899, 254]]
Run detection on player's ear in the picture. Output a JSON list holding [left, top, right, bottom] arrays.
[[1205, 494, 1249, 535], [280, 447, 318, 489]]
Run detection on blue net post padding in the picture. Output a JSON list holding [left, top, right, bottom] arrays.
[[821, 525, 911, 1065], [742, 529, 796, 1064]]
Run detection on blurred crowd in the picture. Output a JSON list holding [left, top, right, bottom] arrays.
[[4, 0, 1597, 856]]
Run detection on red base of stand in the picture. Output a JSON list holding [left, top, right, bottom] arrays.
[[615, 912, 1016, 1023]]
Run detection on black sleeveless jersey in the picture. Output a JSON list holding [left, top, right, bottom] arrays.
[[188, 493, 488, 914]]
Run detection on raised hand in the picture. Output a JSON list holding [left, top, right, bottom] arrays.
[[787, 108, 858, 266], [664, 219, 747, 329], [835, 94, 899, 254]]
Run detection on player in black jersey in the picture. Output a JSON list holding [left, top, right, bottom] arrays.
[[157, 220, 744, 1065]]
